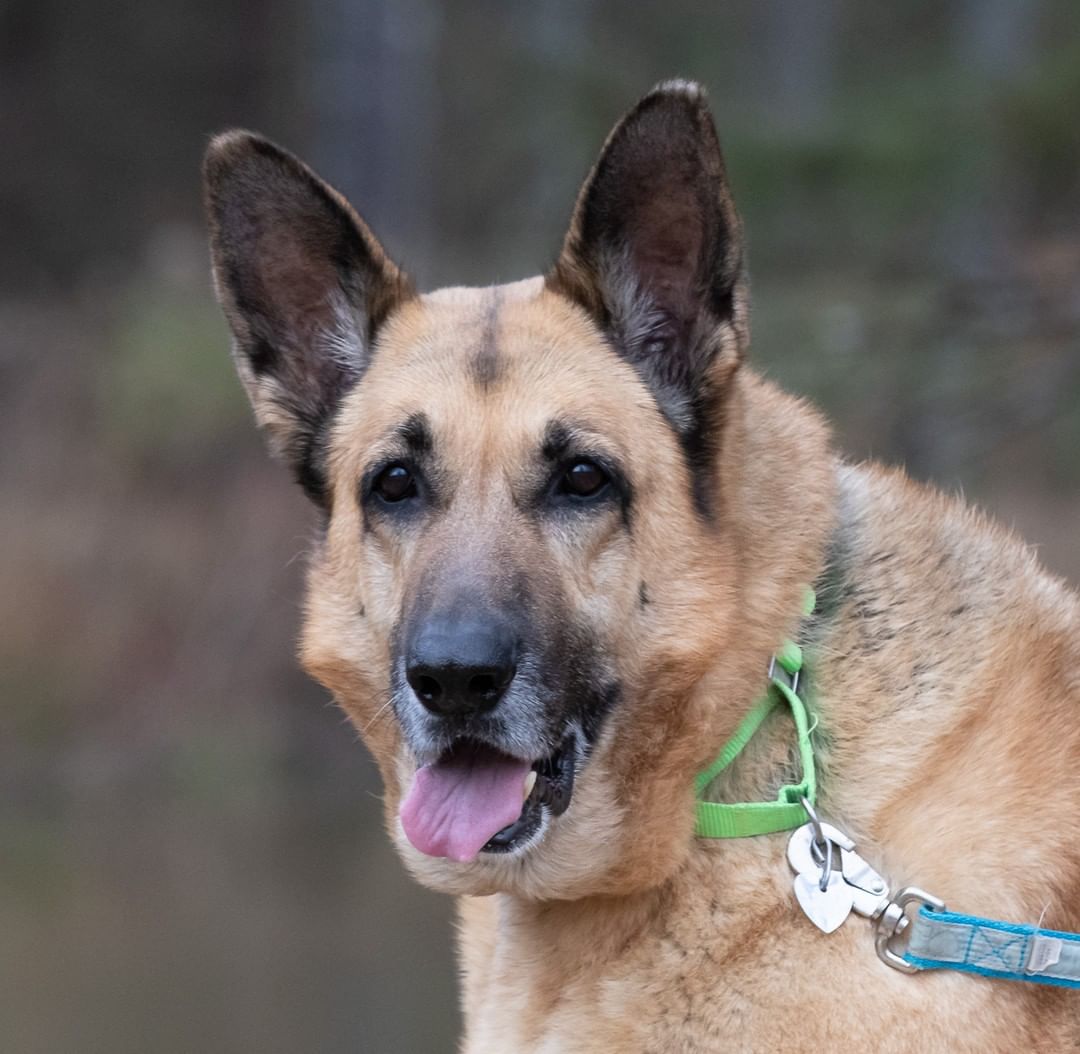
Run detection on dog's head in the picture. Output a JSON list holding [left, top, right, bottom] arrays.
[[205, 82, 773, 899]]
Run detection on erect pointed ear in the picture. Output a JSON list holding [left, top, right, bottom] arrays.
[[547, 81, 746, 493], [203, 131, 413, 506]]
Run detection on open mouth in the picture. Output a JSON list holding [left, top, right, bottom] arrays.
[[400, 733, 577, 863]]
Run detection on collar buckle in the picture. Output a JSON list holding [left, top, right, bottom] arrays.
[[767, 653, 800, 696]]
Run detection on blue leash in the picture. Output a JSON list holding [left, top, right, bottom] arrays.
[[904, 906, 1080, 989]]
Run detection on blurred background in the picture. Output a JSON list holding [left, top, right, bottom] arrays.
[[2, 1, 1078, 1051]]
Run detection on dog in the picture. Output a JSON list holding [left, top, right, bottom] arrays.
[[203, 81, 1080, 1051]]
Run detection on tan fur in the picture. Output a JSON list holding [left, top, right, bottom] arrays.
[[451, 449, 1080, 1052], [298, 280, 1080, 1050], [205, 89, 1080, 1051]]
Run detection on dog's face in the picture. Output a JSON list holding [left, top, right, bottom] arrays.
[[205, 82, 751, 898]]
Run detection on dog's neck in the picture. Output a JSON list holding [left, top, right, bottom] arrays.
[[687, 369, 838, 816], [458, 368, 1080, 1052]]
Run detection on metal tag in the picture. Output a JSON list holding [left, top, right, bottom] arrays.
[[786, 822, 853, 876], [788, 821, 891, 920], [793, 870, 854, 934]]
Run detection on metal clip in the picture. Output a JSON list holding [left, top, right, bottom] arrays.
[[790, 804, 889, 917], [839, 847, 890, 918], [798, 798, 829, 882], [874, 887, 946, 973]]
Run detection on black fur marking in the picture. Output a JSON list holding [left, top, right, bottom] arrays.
[[675, 397, 722, 520], [541, 420, 573, 462], [397, 412, 432, 455], [810, 521, 853, 627], [295, 443, 327, 505], [288, 403, 332, 508], [638, 582, 650, 608], [580, 680, 621, 747], [552, 618, 621, 748], [470, 292, 503, 389], [249, 336, 278, 376]]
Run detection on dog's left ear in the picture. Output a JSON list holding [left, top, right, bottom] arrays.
[[203, 131, 413, 506], [548, 81, 746, 442]]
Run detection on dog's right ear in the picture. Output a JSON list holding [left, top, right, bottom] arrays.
[[547, 82, 746, 491], [203, 131, 413, 506]]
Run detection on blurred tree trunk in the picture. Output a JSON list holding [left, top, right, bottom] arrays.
[[764, 0, 840, 134], [943, 0, 1042, 282], [518, 0, 596, 260], [902, 1, 1046, 482], [308, 0, 442, 277], [956, 0, 1038, 81]]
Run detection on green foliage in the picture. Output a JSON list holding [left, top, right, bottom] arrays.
[[0, 659, 79, 750], [1001, 42, 1080, 210], [103, 286, 249, 465], [0, 810, 73, 905]]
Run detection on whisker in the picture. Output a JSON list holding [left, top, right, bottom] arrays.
[[362, 693, 396, 734]]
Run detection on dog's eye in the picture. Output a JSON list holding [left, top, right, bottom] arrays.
[[373, 463, 416, 503], [559, 460, 609, 499]]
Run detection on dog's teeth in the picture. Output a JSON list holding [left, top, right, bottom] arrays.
[[523, 770, 537, 800]]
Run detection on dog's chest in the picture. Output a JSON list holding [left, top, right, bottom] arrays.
[[462, 914, 873, 1053], [459, 868, 1052, 1054], [460, 867, 820, 1051]]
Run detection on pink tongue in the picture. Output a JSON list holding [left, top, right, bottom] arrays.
[[400, 745, 532, 862]]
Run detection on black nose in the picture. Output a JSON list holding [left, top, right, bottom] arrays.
[[405, 614, 518, 717]]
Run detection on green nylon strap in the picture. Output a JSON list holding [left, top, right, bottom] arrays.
[[694, 591, 817, 840]]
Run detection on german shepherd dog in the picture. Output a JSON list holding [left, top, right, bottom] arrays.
[[204, 82, 1080, 1050]]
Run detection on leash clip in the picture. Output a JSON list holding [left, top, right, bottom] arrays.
[[874, 887, 946, 973]]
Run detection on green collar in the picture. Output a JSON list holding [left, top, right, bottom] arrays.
[[694, 590, 817, 839]]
